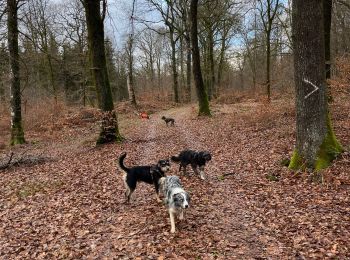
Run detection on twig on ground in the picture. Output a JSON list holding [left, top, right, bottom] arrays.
[[0, 152, 14, 170]]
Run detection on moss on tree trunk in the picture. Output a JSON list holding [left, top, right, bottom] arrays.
[[198, 95, 211, 116], [96, 111, 123, 145], [289, 113, 343, 171], [314, 113, 343, 170], [10, 121, 25, 145]]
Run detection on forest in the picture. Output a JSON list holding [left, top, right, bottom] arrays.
[[0, 0, 349, 258]]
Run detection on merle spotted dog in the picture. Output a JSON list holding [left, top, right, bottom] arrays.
[[161, 116, 175, 126], [159, 176, 190, 233], [118, 152, 170, 203], [171, 150, 212, 180]]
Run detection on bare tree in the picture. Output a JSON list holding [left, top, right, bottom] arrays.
[[190, 0, 210, 116], [23, 0, 59, 102], [59, 0, 89, 105], [147, 0, 180, 103], [138, 30, 156, 84], [177, 0, 191, 102], [126, 0, 137, 107], [81, 0, 123, 144], [257, 0, 280, 102], [8, 0, 25, 145]]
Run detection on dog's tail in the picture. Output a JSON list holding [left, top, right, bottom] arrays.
[[118, 152, 129, 172], [171, 155, 181, 162]]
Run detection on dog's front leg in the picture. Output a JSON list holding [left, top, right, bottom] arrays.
[[155, 184, 162, 203], [179, 210, 184, 220], [191, 164, 198, 175], [198, 166, 206, 180], [156, 193, 162, 203], [182, 164, 187, 175], [169, 210, 176, 233]]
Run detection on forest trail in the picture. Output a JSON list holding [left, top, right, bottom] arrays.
[[0, 101, 349, 259]]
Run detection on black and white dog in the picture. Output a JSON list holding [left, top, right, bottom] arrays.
[[159, 176, 190, 233], [118, 152, 170, 203], [171, 150, 212, 180], [161, 116, 175, 126]]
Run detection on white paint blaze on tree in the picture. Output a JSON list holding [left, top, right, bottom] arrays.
[[289, 0, 343, 170]]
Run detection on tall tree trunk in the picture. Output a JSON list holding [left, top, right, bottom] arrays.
[[157, 56, 161, 90], [190, 0, 210, 116], [258, 0, 279, 102], [79, 46, 87, 107], [208, 29, 216, 99], [324, 0, 333, 101], [8, 0, 25, 145], [253, 5, 257, 90], [289, 0, 342, 170], [127, 36, 137, 107], [185, 36, 192, 102], [83, 0, 122, 144], [127, 0, 137, 107], [0, 82, 5, 104], [62, 46, 70, 103], [203, 44, 209, 98], [127, 74, 136, 106], [149, 47, 155, 84], [266, 30, 271, 102], [183, 7, 192, 103], [217, 21, 226, 92], [179, 35, 185, 98], [46, 54, 57, 103], [169, 28, 179, 103]]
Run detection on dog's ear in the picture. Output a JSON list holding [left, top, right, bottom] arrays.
[[158, 177, 166, 187], [203, 151, 211, 161], [185, 192, 190, 202], [173, 193, 182, 202]]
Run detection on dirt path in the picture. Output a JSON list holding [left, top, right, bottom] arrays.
[[163, 107, 281, 258]]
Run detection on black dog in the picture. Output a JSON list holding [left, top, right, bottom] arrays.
[[118, 152, 170, 203], [161, 116, 175, 126], [171, 150, 212, 180]]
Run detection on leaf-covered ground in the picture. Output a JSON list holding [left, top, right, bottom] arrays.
[[0, 98, 349, 259]]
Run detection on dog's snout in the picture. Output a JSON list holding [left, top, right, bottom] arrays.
[[184, 204, 188, 208]]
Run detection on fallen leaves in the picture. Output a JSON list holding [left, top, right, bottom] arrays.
[[0, 98, 349, 259]]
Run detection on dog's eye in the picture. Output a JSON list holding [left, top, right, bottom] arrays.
[[174, 194, 183, 202]]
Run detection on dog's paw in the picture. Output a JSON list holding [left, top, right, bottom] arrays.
[[170, 228, 176, 233]]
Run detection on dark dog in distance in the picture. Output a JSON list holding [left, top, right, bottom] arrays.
[[171, 150, 212, 180], [118, 152, 170, 203], [161, 116, 175, 126]]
